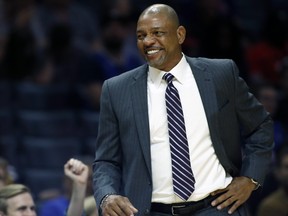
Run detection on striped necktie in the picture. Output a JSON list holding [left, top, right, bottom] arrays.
[[163, 72, 195, 201]]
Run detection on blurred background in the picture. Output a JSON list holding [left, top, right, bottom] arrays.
[[0, 0, 287, 215]]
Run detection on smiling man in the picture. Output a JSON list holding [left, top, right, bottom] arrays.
[[93, 4, 274, 216], [0, 184, 36, 216]]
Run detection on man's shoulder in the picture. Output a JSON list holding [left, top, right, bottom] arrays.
[[185, 56, 237, 77], [105, 64, 148, 84], [185, 56, 233, 66]]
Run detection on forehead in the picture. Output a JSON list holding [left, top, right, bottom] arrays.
[[7, 193, 35, 211], [137, 13, 171, 31]]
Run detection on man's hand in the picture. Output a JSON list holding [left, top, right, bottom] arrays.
[[210, 176, 256, 214], [101, 194, 138, 216]]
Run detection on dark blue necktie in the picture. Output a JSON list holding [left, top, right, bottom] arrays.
[[163, 72, 195, 201]]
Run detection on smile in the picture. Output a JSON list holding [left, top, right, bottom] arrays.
[[146, 49, 160, 55]]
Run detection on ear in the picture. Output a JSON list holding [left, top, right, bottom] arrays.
[[177, 25, 186, 45]]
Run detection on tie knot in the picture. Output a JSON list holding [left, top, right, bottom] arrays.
[[163, 73, 174, 84]]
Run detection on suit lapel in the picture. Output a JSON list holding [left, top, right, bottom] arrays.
[[130, 65, 152, 178], [128, 58, 229, 180], [188, 57, 217, 126], [187, 57, 229, 165], [188, 58, 223, 147]]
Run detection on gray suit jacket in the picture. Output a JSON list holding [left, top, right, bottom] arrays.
[[93, 56, 274, 215]]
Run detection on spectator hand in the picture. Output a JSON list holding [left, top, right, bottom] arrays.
[[211, 176, 256, 214], [64, 158, 89, 185], [101, 194, 138, 216]]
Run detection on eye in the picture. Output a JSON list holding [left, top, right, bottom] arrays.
[[137, 33, 145, 41], [154, 31, 165, 36]]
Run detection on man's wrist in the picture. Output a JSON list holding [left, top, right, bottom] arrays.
[[250, 178, 260, 190], [100, 194, 115, 209]]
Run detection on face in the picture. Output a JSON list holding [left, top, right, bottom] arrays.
[[136, 12, 186, 71], [5, 193, 36, 216]]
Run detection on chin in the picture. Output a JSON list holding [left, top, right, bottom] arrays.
[[148, 59, 165, 69]]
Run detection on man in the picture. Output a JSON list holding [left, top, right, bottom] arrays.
[[257, 144, 288, 216], [0, 184, 36, 216], [93, 4, 274, 216]]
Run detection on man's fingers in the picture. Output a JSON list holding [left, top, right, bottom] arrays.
[[211, 177, 254, 214], [118, 198, 138, 215], [214, 195, 235, 210], [103, 195, 138, 216], [211, 192, 230, 207], [104, 204, 134, 216], [129, 205, 138, 214], [111, 204, 128, 216], [228, 200, 242, 214]]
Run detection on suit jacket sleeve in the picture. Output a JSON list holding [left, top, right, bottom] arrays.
[[190, 57, 274, 186], [230, 60, 274, 185], [92, 79, 122, 208]]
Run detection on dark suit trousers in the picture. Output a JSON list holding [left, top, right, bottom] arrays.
[[150, 204, 251, 216]]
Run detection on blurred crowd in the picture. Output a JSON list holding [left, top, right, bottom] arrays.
[[0, 0, 288, 111], [1, 0, 288, 215]]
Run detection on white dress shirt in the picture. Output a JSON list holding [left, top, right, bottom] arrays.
[[148, 55, 232, 203]]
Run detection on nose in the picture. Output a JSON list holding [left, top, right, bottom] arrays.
[[143, 35, 156, 45]]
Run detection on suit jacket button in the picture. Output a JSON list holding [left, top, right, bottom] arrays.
[[145, 209, 150, 215]]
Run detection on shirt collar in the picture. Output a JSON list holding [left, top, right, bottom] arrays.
[[148, 54, 188, 88]]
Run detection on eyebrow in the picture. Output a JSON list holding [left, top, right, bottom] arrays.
[[137, 27, 164, 32]]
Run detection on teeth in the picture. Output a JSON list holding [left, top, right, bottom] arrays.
[[147, 50, 159, 55]]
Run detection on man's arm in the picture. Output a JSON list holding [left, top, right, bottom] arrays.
[[93, 80, 138, 216], [211, 60, 274, 214]]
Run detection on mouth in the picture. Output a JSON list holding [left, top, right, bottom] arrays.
[[145, 48, 162, 56]]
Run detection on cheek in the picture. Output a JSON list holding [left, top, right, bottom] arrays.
[[137, 41, 143, 50], [137, 43, 146, 56]]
